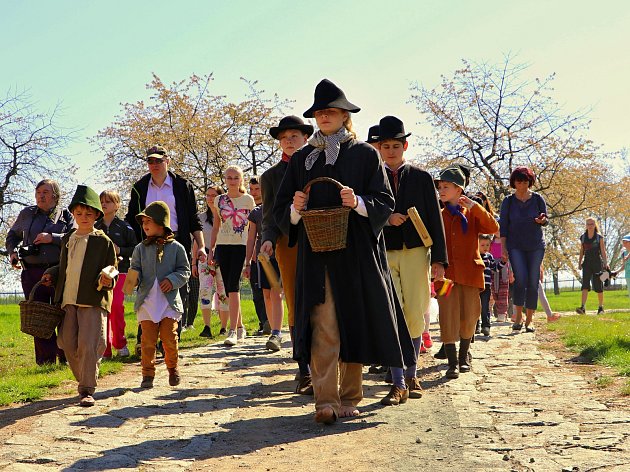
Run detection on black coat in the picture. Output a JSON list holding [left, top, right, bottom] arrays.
[[95, 216, 138, 273], [260, 159, 287, 246], [383, 163, 448, 266], [273, 139, 415, 368], [125, 171, 202, 257]]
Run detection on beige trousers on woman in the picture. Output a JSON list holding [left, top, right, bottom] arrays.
[[310, 271, 363, 416]]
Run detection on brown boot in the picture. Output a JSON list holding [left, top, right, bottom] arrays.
[[380, 385, 409, 405], [168, 367, 180, 386], [140, 376, 154, 389], [458, 338, 472, 373], [444, 343, 459, 379], [405, 377, 423, 398]]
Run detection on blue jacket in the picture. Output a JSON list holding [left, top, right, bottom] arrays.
[[130, 240, 190, 313]]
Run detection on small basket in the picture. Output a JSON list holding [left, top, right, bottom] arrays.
[[299, 177, 352, 252], [19, 281, 65, 339]]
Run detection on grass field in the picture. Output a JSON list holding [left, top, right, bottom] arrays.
[[545, 311, 630, 394], [0, 300, 262, 406], [540, 288, 629, 313]]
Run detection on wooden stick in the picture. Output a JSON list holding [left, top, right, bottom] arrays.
[[257, 253, 281, 289], [407, 207, 433, 247]]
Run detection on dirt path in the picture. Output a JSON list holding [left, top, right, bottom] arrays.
[[1, 316, 628, 471]]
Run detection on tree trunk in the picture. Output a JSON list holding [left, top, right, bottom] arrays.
[[552, 271, 560, 295]]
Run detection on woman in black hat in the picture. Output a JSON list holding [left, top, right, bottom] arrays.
[[273, 79, 415, 424]]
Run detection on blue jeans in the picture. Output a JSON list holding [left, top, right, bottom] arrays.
[[480, 287, 491, 328], [509, 248, 545, 310]]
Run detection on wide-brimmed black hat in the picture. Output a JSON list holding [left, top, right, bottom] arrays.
[[303, 79, 360, 118], [366, 125, 380, 144], [269, 115, 314, 139], [378, 116, 411, 141]]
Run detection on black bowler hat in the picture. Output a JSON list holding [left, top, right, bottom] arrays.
[[366, 125, 380, 143], [269, 115, 314, 139], [303, 79, 360, 118], [378, 116, 411, 141]]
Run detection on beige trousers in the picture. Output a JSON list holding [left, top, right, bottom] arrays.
[[387, 245, 431, 338], [57, 305, 107, 395], [310, 272, 363, 416], [437, 284, 481, 343], [276, 234, 298, 326]]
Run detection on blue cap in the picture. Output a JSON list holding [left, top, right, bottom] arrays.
[[622, 234, 630, 242]]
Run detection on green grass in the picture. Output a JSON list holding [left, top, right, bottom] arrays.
[[540, 288, 629, 312], [0, 298, 264, 406], [546, 311, 630, 394]]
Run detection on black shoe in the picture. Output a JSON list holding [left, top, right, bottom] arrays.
[[512, 323, 523, 333], [295, 375, 313, 395], [481, 326, 490, 336], [262, 320, 272, 335], [433, 343, 447, 359], [458, 338, 472, 373], [525, 326, 535, 333], [368, 364, 384, 374], [597, 306, 604, 315], [199, 325, 212, 338], [219, 327, 227, 336], [384, 368, 393, 384], [576, 306, 586, 315], [445, 344, 459, 379], [475, 320, 481, 334]]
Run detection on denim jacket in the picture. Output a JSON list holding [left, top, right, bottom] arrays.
[[130, 240, 190, 313]]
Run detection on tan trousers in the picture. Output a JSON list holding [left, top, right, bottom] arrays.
[[387, 245, 431, 338], [310, 272, 363, 416], [57, 305, 107, 395], [276, 234, 297, 326], [140, 318, 179, 377], [437, 284, 481, 343]]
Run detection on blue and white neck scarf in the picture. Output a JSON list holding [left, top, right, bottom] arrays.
[[304, 127, 353, 171], [446, 203, 468, 234]]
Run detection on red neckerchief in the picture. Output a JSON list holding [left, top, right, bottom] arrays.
[[281, 152, 291, 163]]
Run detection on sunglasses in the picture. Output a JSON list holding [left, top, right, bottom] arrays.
[[147, 157, 166, 165]]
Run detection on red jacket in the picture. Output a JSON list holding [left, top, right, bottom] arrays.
[[442, 203, 499, 289]]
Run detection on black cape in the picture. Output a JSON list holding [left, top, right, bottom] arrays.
[[273, 139, 415, 368]]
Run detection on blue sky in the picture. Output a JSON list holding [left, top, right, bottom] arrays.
[[2, 0, 629, 189]]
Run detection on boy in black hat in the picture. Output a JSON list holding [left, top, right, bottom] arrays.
[[260, 115, 314, 393], [41, 185, 118, 407], [377, 115, 448, 405], [366, 124, 380, 150], [274, 80, 415, 424]]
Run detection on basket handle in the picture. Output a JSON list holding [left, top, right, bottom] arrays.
[[29, 280, 44, 302], [302, 177, 344, 195]]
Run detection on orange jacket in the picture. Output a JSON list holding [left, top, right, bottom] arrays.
[[442, 203, 499, 289]]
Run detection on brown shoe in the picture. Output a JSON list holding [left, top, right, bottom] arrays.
[[295, 374, 314, 395], [405, 377, 423, 398], [140, 376, 154, 389], [168, 368, 181, 386], [380, 385, 409, 405], [79, 394, 95, 407]]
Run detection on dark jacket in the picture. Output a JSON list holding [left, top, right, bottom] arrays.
[[260, 159, 288, 246], [6, 205, 74, 267], [45, 229, 118, 312], [95, 216, 138, 273], [273, 139, 415, 369], [125, 171, 202, 256], [383, 163, 448, 266]]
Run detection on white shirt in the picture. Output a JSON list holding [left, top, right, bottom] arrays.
[[136, 279, 181, 323], [147, 174, 178, 232]]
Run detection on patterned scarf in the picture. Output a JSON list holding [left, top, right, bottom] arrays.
[[143, 233, 175, 262], [446, 203, 468, 234], [305, 127, 353, 170]]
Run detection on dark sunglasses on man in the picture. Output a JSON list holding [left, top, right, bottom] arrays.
[[147, 157, 166, 165]]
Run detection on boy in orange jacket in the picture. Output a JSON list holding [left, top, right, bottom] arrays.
[[434, 165, 498, 379]]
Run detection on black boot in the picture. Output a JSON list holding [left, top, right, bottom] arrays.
[[459, 338, 472, 373], [433, 343, 447, 359], [444, 344, 459, 379]]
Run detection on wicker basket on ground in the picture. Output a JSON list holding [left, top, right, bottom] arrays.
[[19, 281, 64, 339], [299, 177, 351, 252]]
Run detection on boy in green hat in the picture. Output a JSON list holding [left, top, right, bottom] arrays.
[[130, 201, 190, 389], [41, 185, 118, 407]]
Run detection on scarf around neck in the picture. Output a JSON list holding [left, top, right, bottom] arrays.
[[446, 203, 468, 234], [305, 127, 352, 170], [143, 233, 175, 262]]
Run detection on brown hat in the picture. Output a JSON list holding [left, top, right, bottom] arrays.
[[146, 145, 167, 160], [135, 201, 172, 233]]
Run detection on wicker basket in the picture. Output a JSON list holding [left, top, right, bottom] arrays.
[[19, 281, 65, 339], [299, 177, 352, 252]]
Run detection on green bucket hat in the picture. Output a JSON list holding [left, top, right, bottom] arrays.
[[434, 164, 471, 189], [69, 185, 103, 218], [135, 201, 172, 233]]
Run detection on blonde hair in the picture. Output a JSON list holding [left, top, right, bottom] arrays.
[[224, 165, 246, 194], [99, 190, 121, 209], [585, 217, 600, 234], [343, 113, 357, 139]]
